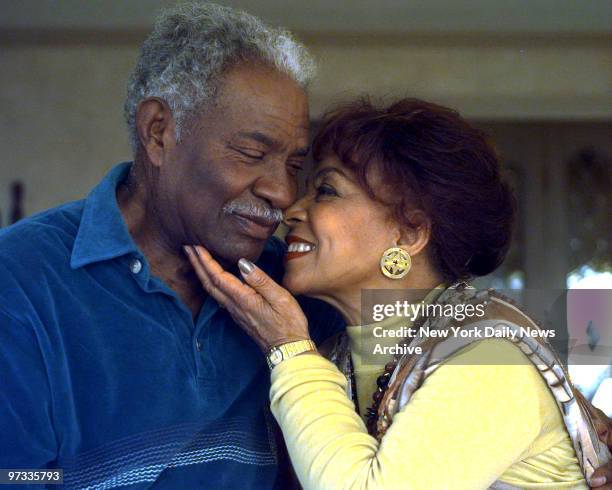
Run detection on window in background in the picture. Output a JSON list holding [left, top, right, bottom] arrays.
[[566, 147, 612, 287], [566, 147, 612, 414]]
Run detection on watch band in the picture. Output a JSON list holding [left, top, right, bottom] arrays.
[[266, 339, 317, 370]]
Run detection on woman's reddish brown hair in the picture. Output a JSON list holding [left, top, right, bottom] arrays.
[[312, 97, 516, 280]]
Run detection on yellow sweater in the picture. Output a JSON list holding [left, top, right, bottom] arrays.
[[270, 316, 587, 489]]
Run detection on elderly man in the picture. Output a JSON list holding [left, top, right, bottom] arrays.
[[0, 3, 341, 489]]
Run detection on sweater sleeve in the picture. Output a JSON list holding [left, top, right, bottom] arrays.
[[269, 340, 546, 490]]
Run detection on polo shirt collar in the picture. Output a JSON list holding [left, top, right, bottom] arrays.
[[71, 162, 139, 269]]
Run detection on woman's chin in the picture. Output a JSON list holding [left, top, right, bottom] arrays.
[[282, 272, 314, 296]]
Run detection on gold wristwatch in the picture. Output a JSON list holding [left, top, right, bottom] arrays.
[[266, 339, 317, 370]]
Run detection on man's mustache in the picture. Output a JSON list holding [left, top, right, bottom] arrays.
[[222, 201, 284, 226]]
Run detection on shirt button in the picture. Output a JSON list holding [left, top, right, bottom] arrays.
[[196, 340, 202, 351], [129, 258, 142, 274]]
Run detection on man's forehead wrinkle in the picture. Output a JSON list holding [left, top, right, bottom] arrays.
[[229, 73, 307, 122], [236, 117, 306, 141], [239, 68, 303, 99], [240, 96, 308, 125], [237, 111, 309, 150], [231, 86, 304, 119], [234, 131, 271, 148]]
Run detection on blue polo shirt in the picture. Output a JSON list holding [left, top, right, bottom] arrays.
[[0, 162, 344, 489]]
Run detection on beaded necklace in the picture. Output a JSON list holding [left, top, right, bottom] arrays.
[[363, 289, 451, 435], [335, 282, 472, 436]]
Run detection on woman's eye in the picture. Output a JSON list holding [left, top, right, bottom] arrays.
[[315, 183, 338, 198]]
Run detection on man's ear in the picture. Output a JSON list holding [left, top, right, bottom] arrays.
[[397, 210, 432, 256], [135, 97, 177, 168]]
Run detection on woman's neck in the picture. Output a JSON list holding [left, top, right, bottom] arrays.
[[314, 273, 444, 327]]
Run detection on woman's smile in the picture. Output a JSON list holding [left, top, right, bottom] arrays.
[[285, 234, 317, 261]]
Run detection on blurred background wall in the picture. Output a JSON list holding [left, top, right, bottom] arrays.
[[1, 0, 611, 406]]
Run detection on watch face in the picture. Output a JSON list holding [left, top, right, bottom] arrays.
[[269, 349, 283, 365]]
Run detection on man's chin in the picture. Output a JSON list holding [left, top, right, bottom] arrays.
[[208, 236, 269, 268]]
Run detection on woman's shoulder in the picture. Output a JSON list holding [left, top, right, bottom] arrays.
[[443, 336, 536, 367], [422, 336, 572, 450], [408, 337, 554, 437]]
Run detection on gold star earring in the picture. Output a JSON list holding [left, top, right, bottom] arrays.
[[380, 246, 411, 279]]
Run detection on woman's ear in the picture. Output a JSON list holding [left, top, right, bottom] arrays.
[[397, 210, 432, 256], [135, 97, 177, 168]]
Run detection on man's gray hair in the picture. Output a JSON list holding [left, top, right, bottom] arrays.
[[124, 2, 316, 152]]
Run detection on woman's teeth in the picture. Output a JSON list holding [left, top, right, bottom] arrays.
[[287, 243, 316, 253]]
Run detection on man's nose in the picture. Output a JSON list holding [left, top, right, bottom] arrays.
[[252, 167, 297, 210]]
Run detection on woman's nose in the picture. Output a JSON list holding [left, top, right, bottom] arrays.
[[283, 196, 308, 227]]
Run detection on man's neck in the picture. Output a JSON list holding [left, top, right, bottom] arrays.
[[116, 167, 206, 319]]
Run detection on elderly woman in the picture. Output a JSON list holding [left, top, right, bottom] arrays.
[[185, 98, 611, 489]]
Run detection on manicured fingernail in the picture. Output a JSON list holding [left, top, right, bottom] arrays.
[[590, 476, 607, 486], [183, 245, 191, 255], [238, 258, 255, 275], [194, 246, 201, 257]]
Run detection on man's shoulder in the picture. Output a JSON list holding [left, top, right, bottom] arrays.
[[0, 199, 85, 278], [0, 199, 84, 241]]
